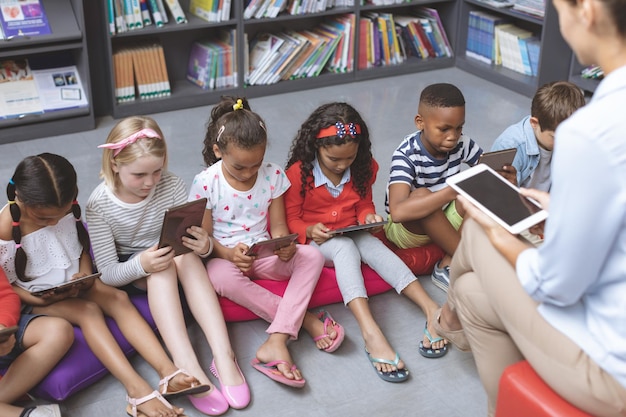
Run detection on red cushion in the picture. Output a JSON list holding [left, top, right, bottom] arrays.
[[220, 240, 443, 322], [495, 361, 593, 417]]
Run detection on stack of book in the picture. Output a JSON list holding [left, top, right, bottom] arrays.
[[243, 0, 353, 19], [188, 0, 231, 23], [245, 14, 353, 85], [362, 0, 411, 5], [495, 24, 535, 75], [511, 0, 545, 18], [360, 7, 452, 70], [112, 42, 171, 102], [465, 10, 508, 65], [186, 29, 238, 90], [107, 0, 188, 35], [0, 59, 88, 119]]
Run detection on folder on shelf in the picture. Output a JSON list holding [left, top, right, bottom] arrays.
[[0, 0, 51, 38], [31, 65, 88, 112], [0, 59, 44, 119]]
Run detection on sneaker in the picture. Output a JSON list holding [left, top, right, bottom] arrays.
[[431, 261, 450, 293], [27, 404, 61, 417]]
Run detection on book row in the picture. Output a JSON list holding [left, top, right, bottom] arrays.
[[0, 59, 88, 119], [466, 10, 540, 76], [243, 0, 352, 19], [107, 0, 232, 35], [187, 29, 238, 90], [473, 0, 545, 19], [112, 43, 171, 102]]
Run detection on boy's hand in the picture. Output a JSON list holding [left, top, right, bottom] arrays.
[[307, 223, 331, 245], [183, 225, 212, 256], [140, 245, 175, 273], [274, 239, 296, 262], [497, 165, 518, 185], [230, 243, 255, 272]]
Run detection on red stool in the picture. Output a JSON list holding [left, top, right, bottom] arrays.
[[495, 361, 593, 417]]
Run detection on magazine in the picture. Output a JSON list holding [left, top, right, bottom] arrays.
[[0, 0, 51, 38]]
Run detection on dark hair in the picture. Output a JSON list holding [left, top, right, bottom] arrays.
[[562, 0, 626, 37], [8, 153, 90, 281], [202, 96, 267, 166], [531, 81, 585, 131], [419, 83, 465, 108], [286, 102, 373, 199]]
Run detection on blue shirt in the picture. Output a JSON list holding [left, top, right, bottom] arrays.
[[491, 115, 540, 187], [516, 65, 626, 388]]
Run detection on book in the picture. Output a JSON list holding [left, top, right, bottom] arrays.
[[0, 59, 44, 119], [163, 0, 187, 23], [525, 36, 541, 76], [31, 65, 89, 111], [0, 0, 51, 38], [247, 32, 285, 85]]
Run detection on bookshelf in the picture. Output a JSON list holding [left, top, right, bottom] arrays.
[[89, 0, 458, 119], [569, 56, 600, 94], [454, 0, 571, 97], [0, 0, 94, 143]]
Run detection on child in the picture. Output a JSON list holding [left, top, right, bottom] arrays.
[[0, 268, 73, 417], [491, 80, 585, 191], [284, 102, 449, 381], [86, 117, 247, 414], [0, 153, 199, 417], [384, 83, 484, 293], [189, 96, 338, 388]]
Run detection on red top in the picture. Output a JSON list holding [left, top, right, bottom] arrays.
[[284, 159, 378, 244], [0, 269, 20, 327]]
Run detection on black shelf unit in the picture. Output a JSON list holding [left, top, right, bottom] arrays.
[[568, 55, 600, 93], [90, 0, 458, 119], [454, 0, 571, 97], [0, 0, 94, 144]]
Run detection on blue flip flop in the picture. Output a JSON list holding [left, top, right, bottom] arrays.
[[419, 321, 448, 359], [365, 348, 410, 383]]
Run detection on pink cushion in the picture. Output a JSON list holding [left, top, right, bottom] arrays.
[[495, 361, 593, 417]]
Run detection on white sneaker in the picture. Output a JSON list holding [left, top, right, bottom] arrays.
[[28, 404, 61, 417]]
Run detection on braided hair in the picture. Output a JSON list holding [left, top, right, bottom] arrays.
[[202, 96, 267, 166], [8, 153, 90, 281], [286, 102, 373, 199]]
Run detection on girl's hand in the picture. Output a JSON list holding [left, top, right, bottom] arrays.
[[308, 223, 331, 245], [182, 225, 212, 256], [497, 165, 518, 185], [230, 243, 255, 272], [364, 213, 385, 234], [274, 239, 296, 262], [140, 244, 175, 273]]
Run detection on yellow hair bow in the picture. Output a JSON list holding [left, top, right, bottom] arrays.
[[233, 99, 244, 111]]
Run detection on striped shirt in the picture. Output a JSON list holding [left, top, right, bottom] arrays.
[[85, 172, 187, 287], [385, 130, 482, 212]]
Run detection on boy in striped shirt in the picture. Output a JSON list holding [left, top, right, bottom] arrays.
[[384, 83, 484, 293]]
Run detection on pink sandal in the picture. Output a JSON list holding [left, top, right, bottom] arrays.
[[159, 369, 210, 398], [313, 310, 345, 353]]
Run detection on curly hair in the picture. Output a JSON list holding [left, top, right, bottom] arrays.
[[286, 102, 372, 199], [419, 83, 465, 108], [202, 96, 267, 166], [8, 153, 90, 281]]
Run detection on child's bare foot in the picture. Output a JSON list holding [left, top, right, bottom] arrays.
[[302, 311, 338, 350], [362, 327, 406, 374], [255, 333, 303, 382], [127, 387, 183, 417]]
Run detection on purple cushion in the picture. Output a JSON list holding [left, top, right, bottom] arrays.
[[29, 295, 155, 401]]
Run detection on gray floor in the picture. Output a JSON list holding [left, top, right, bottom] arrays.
[[5, 67, 531, 417]]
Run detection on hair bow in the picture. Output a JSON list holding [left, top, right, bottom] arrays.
[[316, 122, 361, 140], [98, 128, 161, 157], [233, 99, 244, 111]]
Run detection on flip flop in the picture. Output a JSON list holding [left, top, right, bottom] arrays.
[[250, 358, 306, 388], [313, 310, 345, 353], [418, 321, 448, 359], [365, 348, 410, 383]]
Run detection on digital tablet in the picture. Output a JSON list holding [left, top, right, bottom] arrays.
[[446, 164, 548, 234], [30, 272, 101, 297], [478, 148, 517, 171], [245, 233, 299, 258], [328, 221, 387, 236], [0, 325, 19, 342], [158, 198, 207, 255]]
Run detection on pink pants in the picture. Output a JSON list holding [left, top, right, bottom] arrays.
[[206, 244, 324, 339]]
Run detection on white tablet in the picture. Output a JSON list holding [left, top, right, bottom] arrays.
[[446, 164, 548, 234]]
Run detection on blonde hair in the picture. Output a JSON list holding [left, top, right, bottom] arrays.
[[100, 116, 168, 190]]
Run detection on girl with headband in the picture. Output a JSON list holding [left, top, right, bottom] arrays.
[[86, 116, 247, 415], [284, 102, 450, 383], [189, 96, 336, 388]]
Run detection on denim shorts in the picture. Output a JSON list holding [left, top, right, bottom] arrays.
[[0, 313, 42, 369]]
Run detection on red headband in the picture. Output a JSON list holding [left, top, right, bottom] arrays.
[[316, 122, 361, 140]]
